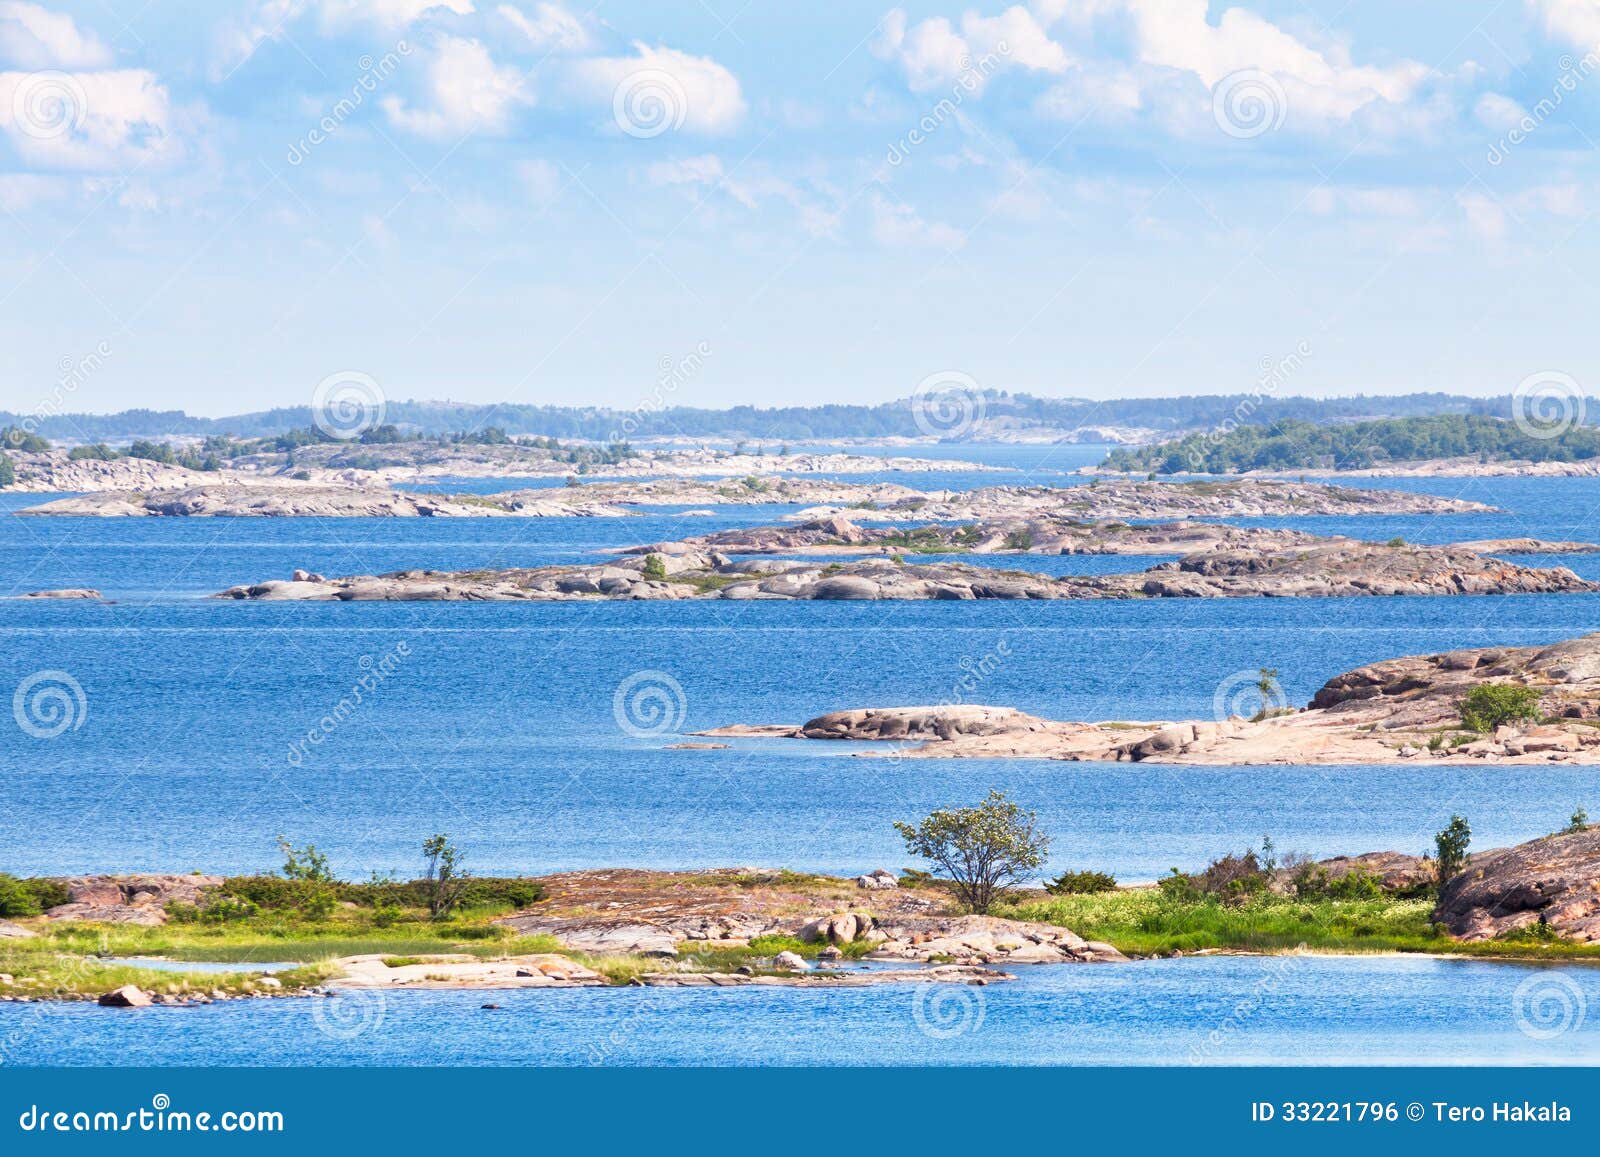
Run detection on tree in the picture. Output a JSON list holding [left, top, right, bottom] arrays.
[[894, 791, 1049, 915], [422, 833, 469, 919], [0, 453, 12, 489], [641, 553, 668, 580], [1254, 669, 1281, 720], [277, 836, 332, 882], [1434, 815, 1471, 885], [1459, 683, 1543, 732], [1567, 806, 1589, 835]]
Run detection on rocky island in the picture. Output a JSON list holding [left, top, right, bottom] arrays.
[[699, 632, 1600, 765], [25, 475, 1497, 520], [216, 535, 1596, 602], [620, 514, 1597, 559]]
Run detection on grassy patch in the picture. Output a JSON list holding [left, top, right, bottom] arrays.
[[997, 889, 1600, 960]]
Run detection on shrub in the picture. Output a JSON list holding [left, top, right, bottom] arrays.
[[0, 874, 42, 917], [641, 553, 668, 580], [1566, 806, 1590, 835], [0, 453, 12, 488], [1193, 850, 1269, 904], [1002, 528, 1035, 551], [68, 443, 120, 460], [1459, 683, 1542, 733], [1044, 869, 1117, 894]]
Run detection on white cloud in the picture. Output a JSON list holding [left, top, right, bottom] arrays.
[[1030, 0, 1437, 137], [381, 34, 530, 138], [0, 68, 177, 170], [1528, 0, 1600, 49], [1474, 93, 1526, 132], [497, 2, 589, 52], [573, 42, 745, 135], [0, 2, 110, 69], [645, 153, 841, 237], [217, 0, 474, 80], [869, 192, 964, 248], [874, 5, 1067, 93]]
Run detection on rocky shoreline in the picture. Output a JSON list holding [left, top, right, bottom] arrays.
[[697, 633, 1600, 765]]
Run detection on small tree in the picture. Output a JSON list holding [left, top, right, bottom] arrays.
[[641, 553, 668, 580], [422, 833, 469, 919], [277, 836, 333, 882], [1434, 815, 1471, 885], [0, 452, 13, 488], [1253, 669, 1281, 720], [1566, 806, 1589, 835], [894, 790, 1049, 915]]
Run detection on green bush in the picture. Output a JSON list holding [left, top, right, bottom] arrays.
[[0, 874, 42, 917], [1, 425, 49, 452], [0, 453, 13, 488], [1044, 869, 1117, 895], [1460, 684, 1543, 733], [641, 553, 668, 580], [68, 443, 120, 461]]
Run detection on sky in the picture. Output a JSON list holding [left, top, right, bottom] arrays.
[[1, 1, 1599, 418]]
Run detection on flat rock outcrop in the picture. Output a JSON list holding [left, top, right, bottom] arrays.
[[864, 915, 1127, 964], [333, 953, 608, 989], [1433, 828, 1600, 941], [699, 633, 1600, 765], [14, 589, 101, 599]]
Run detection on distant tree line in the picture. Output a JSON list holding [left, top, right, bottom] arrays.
[[0, 392, 1520, 445], [1104, 414, 1600, 473]]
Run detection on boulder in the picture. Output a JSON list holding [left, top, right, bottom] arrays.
[[868, 915, 1127, 964], [1434, 828, 1600, 941], [0, 920, 34, 938], [772, 951, 810, 972], [98, 985, 152, 1008], [808, 575, 881, 600]]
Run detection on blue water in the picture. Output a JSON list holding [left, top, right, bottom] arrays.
[[5, 454, 1600, 1065], [6, 956, 1598, 1066]]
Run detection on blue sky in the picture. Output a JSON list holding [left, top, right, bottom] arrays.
[[2, 1, 1599, 417]]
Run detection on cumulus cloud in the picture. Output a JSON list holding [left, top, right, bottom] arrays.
[[497, 2, 589, 52], [0, 2, 111, 69], [0, 68, 178, 170], [217, 0, 474, 80], [873, 5, 1067, 92], [1528, 0, 1600, 49], [875, 0, 1442, 138], [381, 34, 530, 138], [573, 42, 745, 134]]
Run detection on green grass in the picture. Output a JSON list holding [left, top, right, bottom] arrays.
[[997, 889, 1600, 961]]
